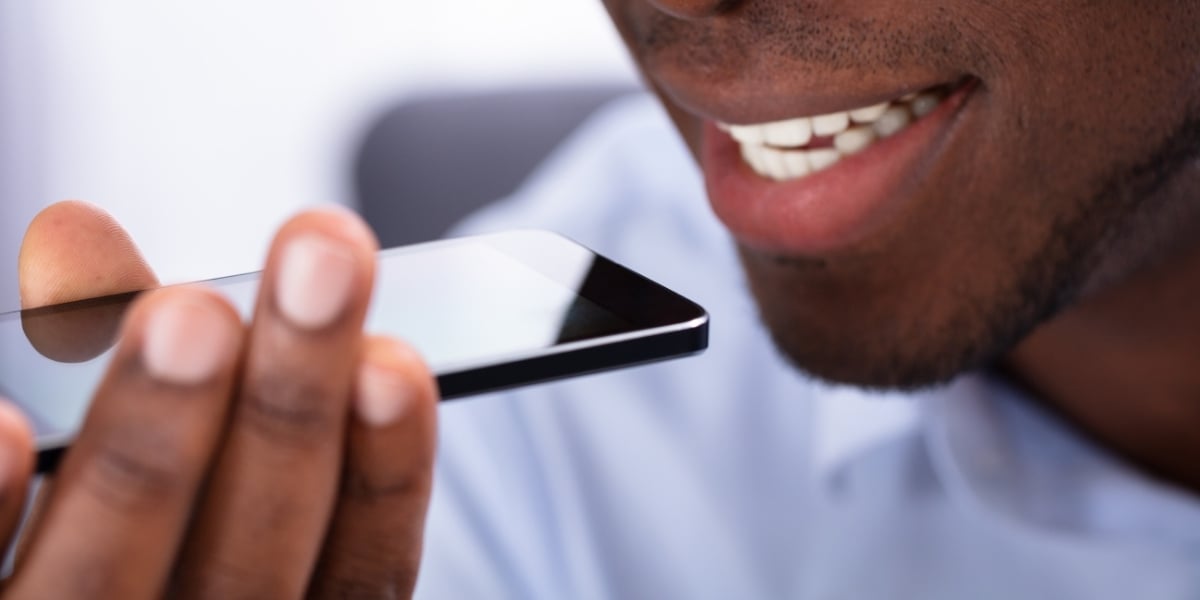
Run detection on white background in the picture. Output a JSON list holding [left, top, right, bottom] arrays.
[[0, 1, 637, 311]]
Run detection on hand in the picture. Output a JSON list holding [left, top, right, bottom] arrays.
[[0, 201, 438, 598]]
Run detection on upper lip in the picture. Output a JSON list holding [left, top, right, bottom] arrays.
[[651, 66, 971, 125]]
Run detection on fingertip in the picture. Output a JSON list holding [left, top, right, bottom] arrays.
[[265, 207, 379, 331], [136, 287, 245, 387], [19, 200, 159, 309], [364, 336, 437, 399], [279, 205, 380, 256], [26, 200, 108, 231], [355, 336, 438, 429]]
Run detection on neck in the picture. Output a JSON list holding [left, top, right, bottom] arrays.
[[1005, 238, 1200, 492]]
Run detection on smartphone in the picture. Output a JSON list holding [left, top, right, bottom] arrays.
[[0, 230, 709, 473]]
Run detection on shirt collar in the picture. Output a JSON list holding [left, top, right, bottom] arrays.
[[918, 372, 1200, 548]]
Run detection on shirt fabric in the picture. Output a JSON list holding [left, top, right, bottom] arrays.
[[414, 95, 1200, 599]]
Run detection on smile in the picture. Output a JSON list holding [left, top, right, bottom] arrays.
[[700, 78, 978, 254], [720, 83, 957, 182]]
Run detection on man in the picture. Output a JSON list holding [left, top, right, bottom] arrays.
[[4, 0, 1200, 597]]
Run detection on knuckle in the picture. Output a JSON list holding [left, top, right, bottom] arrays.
[[341, 467, 425, 505], [310, 564, 417, 600], [19, 560, 117, 598], [173, 557, 276, 600], [78, 427, 189, 511], [241, 373, 340, 446]]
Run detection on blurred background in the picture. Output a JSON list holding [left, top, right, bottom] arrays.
[[0, 1, 638, 311]]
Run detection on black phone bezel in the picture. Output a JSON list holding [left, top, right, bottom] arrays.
[[4, 230, 708, 473]]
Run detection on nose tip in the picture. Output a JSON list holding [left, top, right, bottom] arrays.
[[646, 0, 738, 20]]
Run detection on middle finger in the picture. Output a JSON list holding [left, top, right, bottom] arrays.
[[172, 208, 378, 598]]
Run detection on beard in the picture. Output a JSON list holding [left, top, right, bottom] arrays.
[[742, 110, 1200, 392]]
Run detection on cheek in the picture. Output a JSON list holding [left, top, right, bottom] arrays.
[[969, 2, 1199, 171], [913, 2, 1200, 274]]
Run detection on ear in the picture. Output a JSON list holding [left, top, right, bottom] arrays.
[[18, 201, 159, 309]]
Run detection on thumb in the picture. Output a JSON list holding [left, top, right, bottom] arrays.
[[17, 201, 160, 363], [18, 200, 159, 309]]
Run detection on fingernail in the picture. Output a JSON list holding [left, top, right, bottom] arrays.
[[276, 234, 358, 330], [144, 296, 238, 385], [355, 363, 413, 427]]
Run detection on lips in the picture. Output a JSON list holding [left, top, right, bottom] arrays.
[[700, 79, 978, 256]]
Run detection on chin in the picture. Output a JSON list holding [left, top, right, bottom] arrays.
[[760, 313, 992, 391], [736, 246, 1050, 392]]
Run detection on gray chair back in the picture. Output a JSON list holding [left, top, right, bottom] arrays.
[[353, 85, 636, 248]]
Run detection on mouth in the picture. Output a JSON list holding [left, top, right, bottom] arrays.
[[701, 78, 978, 254]]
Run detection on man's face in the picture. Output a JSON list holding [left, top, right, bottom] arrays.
[[602, 1, 1200, 389]]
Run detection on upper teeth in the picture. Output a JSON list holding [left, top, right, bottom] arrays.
[[721, 90, 946, 182]]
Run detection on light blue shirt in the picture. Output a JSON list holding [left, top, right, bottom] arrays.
[[415, 95, 1200, 599]]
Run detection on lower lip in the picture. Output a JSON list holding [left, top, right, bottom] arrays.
[[701, 83, 976, 256]]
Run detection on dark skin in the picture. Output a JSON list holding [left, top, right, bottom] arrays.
[[6, 0, 1200, 595], [599, 0, 1200, 490], [6, 203, 437, 598]]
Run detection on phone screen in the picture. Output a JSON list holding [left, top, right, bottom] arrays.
[[0, 231, 707, 452]]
